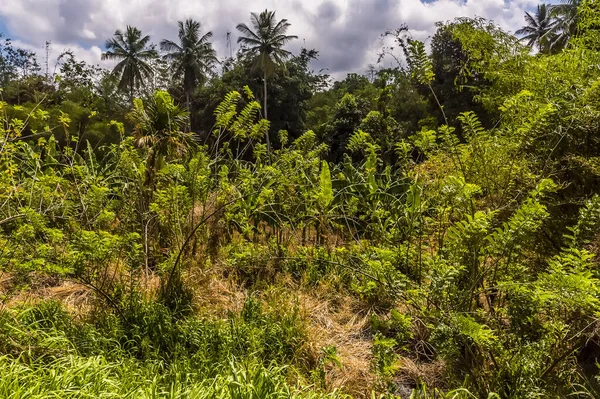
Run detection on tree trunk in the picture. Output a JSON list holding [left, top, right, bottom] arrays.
[[186, 91, 192, 132], [263, 70, 270, 152]]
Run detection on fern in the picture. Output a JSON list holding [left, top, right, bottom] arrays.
[[406, 40, 435, 86], [250, 119, 270, 141], [347, 130, 376, 154], [537, 248, 600, 314], [410, 127, 437, 154], [487, 199, 548, 257], [446, 211, 495, 250], [293, 130, 318, 152], [231, 101, 261, 139], [278, 130, 288, 147], [212, 89, 270, 151], [242, 85, 255, 100], [453, 314, 497, 349], [214, 91, 242, 130], [394, 140, 412, 161], [457, 111, 485, 139], [564, 195, 600, 247], [487, 180, 555, 257]]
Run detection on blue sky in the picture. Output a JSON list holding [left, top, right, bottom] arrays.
[[0, 0, 541, 78]]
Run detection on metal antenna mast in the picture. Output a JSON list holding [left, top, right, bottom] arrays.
[[45, 41, 50, 79], [226, 31, 232, 58]]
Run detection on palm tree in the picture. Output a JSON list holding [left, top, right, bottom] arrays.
[[547, 0, 581, 51], [516, 4, 553, 53], [127, 90, 192, 271], [236, 10, 297, 149], [160, 19, 218, 112], [128, 90, 192, 191], [102, 26, 158, 103]]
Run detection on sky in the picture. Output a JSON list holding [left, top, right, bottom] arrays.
[[0, 0, 542, 80]]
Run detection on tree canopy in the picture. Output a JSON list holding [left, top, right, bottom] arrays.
[[102, 25, 158, 102]]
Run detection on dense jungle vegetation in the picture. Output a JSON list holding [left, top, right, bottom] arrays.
[[1, 0, 600, 397]]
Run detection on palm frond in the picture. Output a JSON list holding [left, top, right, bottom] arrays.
[[236, 23, 261, 42], [161, 19, 218, 96], [102, 25, 157, 98], [160, 39, 182, 53], [236, 9, 297, 75]]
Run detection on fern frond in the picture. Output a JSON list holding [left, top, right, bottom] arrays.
[[564, 195, 600, 247], [242, 85, 255, 100], [457, 111, 485, 139], [214, 91, 242, 129], [406, 40, 435, 86]]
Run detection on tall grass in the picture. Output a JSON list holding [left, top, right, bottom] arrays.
[[0, 354, 344, 399], [0, 299, 339, 399]]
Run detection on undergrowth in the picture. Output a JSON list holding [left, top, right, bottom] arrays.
[[2, 3, 600, 398], [0, 298, 336, 399]]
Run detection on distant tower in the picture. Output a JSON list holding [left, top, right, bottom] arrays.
[[45, 41, 51, 79], [367, 64, 376, 82], [226, 31, 232, 58]]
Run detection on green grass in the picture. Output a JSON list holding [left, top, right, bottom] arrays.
[[0, 299, 340, 399], [0, 354, 341, 399]]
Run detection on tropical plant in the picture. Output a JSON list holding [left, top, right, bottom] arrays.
[[547, 0, 582, 52], [515, 4, 553, 53], [236, 9, 298, 149], [405, 39, 448, 125], [160, 19, 218, 113], [3, 3, 600, 398], [127, 90, 192, 191], [101, 25, 158, 103]]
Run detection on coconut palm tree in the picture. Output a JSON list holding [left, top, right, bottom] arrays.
[[160, 19, 218, 113], [236, 10, 297, 149], [516, 4, 553, 53], [547, 0, 581, 51], [102, 26, 158, 103]]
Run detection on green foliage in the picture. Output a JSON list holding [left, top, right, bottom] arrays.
[[371, 310, 414, 350], [406, 40, 435, 86], [2, 5, 600, 398], [0, 301, 339, 399], [102, 26, 158, 101], [372, 333, 398, 378], [212, 87, 270, 157], [564, 195, 600, 247], [316, 161, 333, 210]]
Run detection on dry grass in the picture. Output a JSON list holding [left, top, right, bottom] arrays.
[[394, 357, 446, 395], [0, 242, 440, 399], [299, 290, 376, 398], [45, 281, 92, 312], [0, 272, 92, 315], [186, 262, 248, 317], [184, 260, 378, 397]]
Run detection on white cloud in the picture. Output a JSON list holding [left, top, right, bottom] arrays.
[[0, 0, 540, 79], [11, 39, 104, 76]]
